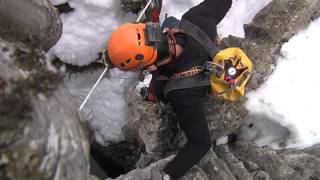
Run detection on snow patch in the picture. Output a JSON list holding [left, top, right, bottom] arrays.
[[64, 68, 138, 145], [216, 136, 229, 146], [51, 0, 136, 66], [246, 18, 320, 148], [217, 0, 272, 38], [235, 113, 294, 149], [160, 0, 202, 21]]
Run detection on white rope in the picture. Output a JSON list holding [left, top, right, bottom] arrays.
[[79, 66, 109, 111], [79, 0, 154, 111], [136, 0, 153, 22]]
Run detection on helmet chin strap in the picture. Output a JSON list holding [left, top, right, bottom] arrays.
[[151, 31, 177, 68], [155, 31, 177, 67]]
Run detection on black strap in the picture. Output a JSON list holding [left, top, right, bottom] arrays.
[[179, 19, 220, 57]]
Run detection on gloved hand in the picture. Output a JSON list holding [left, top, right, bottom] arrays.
[[139, 87, 156, 102]]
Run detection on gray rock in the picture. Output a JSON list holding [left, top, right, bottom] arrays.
[[0, 0, 62, 51], [229, 142, 303, 180], [240, 159, 259, 172], [279, 148, 320, 179], [253, 170, 271, 180], [179, 166, 209, 180], [120, 0, 143, 14], [216, 145, 253, 180], [106, 156, 174, 180], [0, 39, 89, 180], [198, 149, 236, 180], [107, 148, 235, 180], [226, 142, 320, 179], [204, 97, 248, 139], [303, 144, 320, 157], [125, 89, 183, 155]]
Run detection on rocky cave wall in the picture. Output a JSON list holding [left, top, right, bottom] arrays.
[[0, 1, 89, 180]]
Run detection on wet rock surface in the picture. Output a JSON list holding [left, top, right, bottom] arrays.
[[0, 1, 90, 179], [0, 0, 62, 51], [0, 26, 88, 180], [106, 0, 320, 179]]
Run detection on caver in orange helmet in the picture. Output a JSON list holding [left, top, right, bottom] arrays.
[[107, 23, 158, 70]]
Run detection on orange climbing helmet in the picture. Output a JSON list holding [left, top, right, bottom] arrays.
[[107, 23, 162, 70]]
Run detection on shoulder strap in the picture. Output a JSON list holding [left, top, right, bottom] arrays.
[[179, 19, 220, 57]]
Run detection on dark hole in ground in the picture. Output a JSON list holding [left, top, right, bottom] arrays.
[[90, 147, 125, 178], [89, 140, 143, 178], [54, 3, 74, 14]]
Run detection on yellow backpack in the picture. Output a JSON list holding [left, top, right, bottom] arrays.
[[180, 19, 253, 101]]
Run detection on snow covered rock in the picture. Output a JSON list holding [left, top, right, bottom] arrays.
[[0, 0, 62, 51], [63, 66, 137, 146], [51, 0, 136, 66], [0, 38, 89, 179]]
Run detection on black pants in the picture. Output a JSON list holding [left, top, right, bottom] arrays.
[[164, 86, 212, 179]]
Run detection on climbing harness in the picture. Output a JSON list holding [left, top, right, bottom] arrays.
[[79, 0, 156, 111], [157, 19, 253, 101], [157, 66, 204, 80]]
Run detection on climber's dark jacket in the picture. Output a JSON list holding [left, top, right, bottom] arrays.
[[151, 0, 232, 102], [150, 0, 232, 179]]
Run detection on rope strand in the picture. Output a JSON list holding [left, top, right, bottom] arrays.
[[79, 1, 155, 111]]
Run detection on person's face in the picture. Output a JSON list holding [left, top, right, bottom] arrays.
[[144, 38, 173, 72], [157, 38, 174, 66]]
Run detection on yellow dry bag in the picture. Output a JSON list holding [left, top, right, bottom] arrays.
[[210, 47, 252, 101]]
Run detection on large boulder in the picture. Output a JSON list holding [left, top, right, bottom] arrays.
[[0, 38, 89, 179], [0, 0, 62, 51]]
